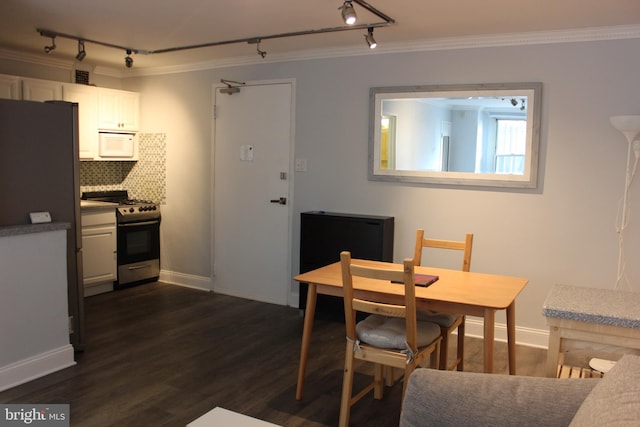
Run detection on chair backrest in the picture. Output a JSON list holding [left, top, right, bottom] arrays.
[[413, 229, 473, 272], [340, 251, 419, 351]]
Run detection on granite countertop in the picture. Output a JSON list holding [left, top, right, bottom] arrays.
[[0, 222, 70, 238], [542, 283, 640, 329]]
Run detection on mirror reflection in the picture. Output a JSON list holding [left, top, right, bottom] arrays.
[[369, 83, 542, 188]]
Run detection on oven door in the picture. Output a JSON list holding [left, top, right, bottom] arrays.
[[117, 220, 160, 266]]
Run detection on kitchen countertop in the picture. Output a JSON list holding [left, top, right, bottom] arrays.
[[80, 200, 119, 210], [0, 222, 70, 238]]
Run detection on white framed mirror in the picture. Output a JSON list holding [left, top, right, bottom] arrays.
[[369, 82, 542, 188]]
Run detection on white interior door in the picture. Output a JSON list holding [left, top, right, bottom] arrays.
[[213, 81, 293, 305]]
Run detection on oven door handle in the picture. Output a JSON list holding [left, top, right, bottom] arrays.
[[118, 220, 160, 227]]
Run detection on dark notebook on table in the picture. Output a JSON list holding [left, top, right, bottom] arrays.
[[392, 274, 439, 287]]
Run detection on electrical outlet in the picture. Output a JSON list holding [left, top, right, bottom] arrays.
[[29, 211, 51, 224]]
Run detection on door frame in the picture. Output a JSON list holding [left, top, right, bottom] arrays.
[[211, 78, 297, 306]]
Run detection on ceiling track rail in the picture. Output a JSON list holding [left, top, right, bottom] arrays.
[[37, 0, 395, 58]]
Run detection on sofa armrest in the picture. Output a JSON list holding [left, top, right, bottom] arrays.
[[400, 368, 599, 427], [570, 354, 640, 426]]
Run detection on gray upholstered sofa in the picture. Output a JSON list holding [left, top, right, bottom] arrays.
[[399, 354, 640, 427]]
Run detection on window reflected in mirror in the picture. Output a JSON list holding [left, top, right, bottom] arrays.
[[369, 83, 542, 188]]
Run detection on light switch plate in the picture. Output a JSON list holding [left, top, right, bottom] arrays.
[[29, 211, 52, 224]]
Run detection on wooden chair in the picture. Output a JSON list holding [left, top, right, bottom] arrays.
[[338, 251, 442, 427], [413, 229, 473, 371]]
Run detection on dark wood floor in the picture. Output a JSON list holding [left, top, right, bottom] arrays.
[[0, 282, 547, 426]]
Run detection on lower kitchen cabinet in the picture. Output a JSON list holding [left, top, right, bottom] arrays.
[[81, 208, 117, 296]]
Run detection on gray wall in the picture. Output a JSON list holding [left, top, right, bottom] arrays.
[[133, 38, 640, 336], [3, 36, 640, 343]]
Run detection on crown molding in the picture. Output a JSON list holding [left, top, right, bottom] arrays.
[[2, 24, 639, 79], [0, 47, 72, 71], [124, 24, 640, 77]]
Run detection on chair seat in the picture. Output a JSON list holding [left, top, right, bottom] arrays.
[[356, 315, 441, 349], [417, 310, 461, 327]]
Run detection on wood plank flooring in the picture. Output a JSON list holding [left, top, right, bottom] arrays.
[[0, 282, 548, 426]]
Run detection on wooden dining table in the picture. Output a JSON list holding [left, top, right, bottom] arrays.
[[294, 259, 528, 400]]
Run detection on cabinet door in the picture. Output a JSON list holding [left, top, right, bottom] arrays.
[[82, 224, 117, 285], [97, 88, 120, 130], [0, 74, 21, 99], [63, 84, 98, 160], [98, 88, 139, 132], [118, 91, 139, 131], [22, 78, 63, 101]]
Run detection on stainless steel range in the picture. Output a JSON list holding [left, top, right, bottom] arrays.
[[81, 190, 160, 287]]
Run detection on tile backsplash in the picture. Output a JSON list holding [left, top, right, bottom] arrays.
[[80, 133, 166, 203]]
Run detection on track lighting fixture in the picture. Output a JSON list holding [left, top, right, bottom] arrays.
[[340, 1, 357, 25], [365, 27, 377, 49], [75, 40, 86, 61], [36, 0, 394, 66], [250, 39, 267, 58], [43, 35, 56, 54], [125, 49, 133, 68]]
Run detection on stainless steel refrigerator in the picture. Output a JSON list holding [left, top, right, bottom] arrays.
[[0, 98, 85, 351]]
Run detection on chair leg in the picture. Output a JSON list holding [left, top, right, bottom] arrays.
[[438, 327, 450, 370], [456, 318, 465, 371], [373, 364, 384, 399], [402, 364, 417, 397], [431, 340, 441, 369], [384, 366, 395, 387], [339, 342, 355, 427]]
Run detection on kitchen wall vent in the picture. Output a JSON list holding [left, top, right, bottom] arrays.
[[75, 69, 90, 85]]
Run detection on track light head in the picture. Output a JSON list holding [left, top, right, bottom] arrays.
[[44, 36, 56, 54], [75, 40, 86, 61], [125, 49, 133, 68], [340, 1, 357, 25], [365, 27, 377, 49], [249, 38, 267, 58]]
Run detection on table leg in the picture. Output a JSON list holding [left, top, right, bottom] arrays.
[[483, 308, 495, 373], [506, 302, 516, 375], [545, 325, 561, 378], [296, 283, 317, 400]]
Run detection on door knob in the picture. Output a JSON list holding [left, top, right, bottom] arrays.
[[270, 197, 287, 205]]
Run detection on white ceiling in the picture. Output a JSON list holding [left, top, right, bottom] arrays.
[[1, 0, 639, 73]]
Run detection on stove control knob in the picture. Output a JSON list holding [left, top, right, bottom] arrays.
[[129, 207, 135, 213]]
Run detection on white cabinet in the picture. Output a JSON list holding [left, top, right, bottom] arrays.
[[0, 74, 21, 99], [63, 84, 98, 160], [98, 88, 139, 132], [0, 73, 141, 161], [81, 208, 117, 296], [22, 78, 63, 101]]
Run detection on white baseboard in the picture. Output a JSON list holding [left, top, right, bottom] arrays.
[[464, 316, 549, 349], [159, 269, 212, 291], [0, 345, 76, 392]]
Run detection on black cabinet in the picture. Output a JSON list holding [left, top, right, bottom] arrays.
[[299, 211, 394, 316]]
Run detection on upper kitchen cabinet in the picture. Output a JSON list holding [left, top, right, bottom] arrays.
[[22, 78, 63, 102], [0, 74, 21, 99], [63, 84, 98, 160], [98, 88, 139, 132]]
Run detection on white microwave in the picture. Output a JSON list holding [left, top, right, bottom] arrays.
[[98, 132, 137, 160]]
